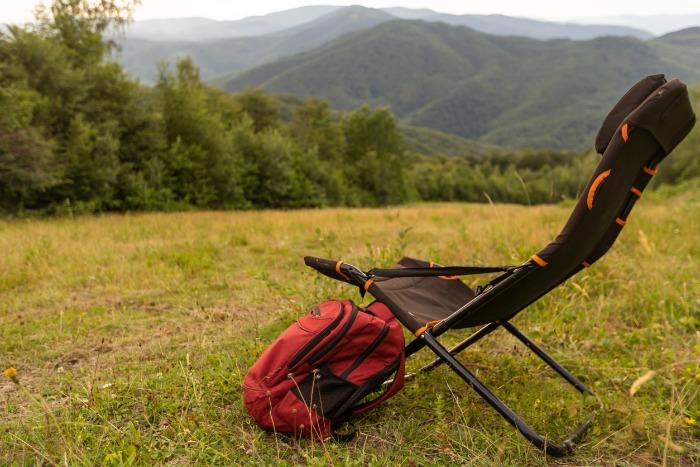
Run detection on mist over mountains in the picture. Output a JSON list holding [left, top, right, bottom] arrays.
[[576, 13, 700, 35], [123, 6, 340, 41], [123, 5, 654, 43], [116, 6, 393, 82]]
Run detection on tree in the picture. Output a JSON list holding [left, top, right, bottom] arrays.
[[157, 58, 245, 208], [342, 106, 410, 205], [35, 0, 140, 65], [290, 98, 350, 205], [0, 85, 56, 212], [234, 87, 280, 133]]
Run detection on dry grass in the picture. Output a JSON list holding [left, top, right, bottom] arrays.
[[1, 192, 698, 465]]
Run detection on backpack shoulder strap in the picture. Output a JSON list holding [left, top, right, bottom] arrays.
[[351, 353, 405, 415]]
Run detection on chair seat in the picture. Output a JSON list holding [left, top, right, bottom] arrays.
[[373, 257, 476, 328]]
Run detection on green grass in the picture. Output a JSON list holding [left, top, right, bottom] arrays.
[[1, 193, 699, 465]]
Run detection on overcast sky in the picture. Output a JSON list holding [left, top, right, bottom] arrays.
[[2, 0, 700, 24]]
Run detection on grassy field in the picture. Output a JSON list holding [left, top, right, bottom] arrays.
[[1, 191, 699, 465]]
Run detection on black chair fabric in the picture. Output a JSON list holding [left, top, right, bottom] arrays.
[[372, 257, 476, 325]]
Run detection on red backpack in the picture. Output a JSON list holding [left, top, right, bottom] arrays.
[[243, 300, 405, 439]]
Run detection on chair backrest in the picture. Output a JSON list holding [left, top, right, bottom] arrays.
[[454, 75, 696, 328]]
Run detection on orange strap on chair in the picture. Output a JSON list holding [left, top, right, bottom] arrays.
[[414, 320, 441, 336], [643, 166, 658, 176], [531, 254, 548, 267], [335, 261, 350, 281], [621, 122, 629, 142], [587, 169, 611, 210]]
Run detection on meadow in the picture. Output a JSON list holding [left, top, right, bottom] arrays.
[[1, 189, 699, 465]]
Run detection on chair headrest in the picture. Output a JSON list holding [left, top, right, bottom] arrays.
[[627, 78, 696, 155], [595, 74, 666, 155], [596, 75, 696, 156]]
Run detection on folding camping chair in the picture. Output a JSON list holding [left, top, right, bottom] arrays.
[[303, 75, 696, 456]]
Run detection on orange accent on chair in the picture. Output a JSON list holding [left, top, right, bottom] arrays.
[[621, 123, 629, 142], [587, 169, 612, 210], [335, 261, 350, 281], [616, 218, 626, 226], [414, 320, 442, 336], [643, 166, 658, 176], [364, 278, 374, 291], [630, 187, 642, 197], [531, 255, 548, 267]]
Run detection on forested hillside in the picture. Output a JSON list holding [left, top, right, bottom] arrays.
[[1, 1, 698, 216], [224, 21, 700, 149], [0, 2, 411, 214]]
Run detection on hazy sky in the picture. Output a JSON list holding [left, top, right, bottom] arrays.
[[2, 0, 700, 24]]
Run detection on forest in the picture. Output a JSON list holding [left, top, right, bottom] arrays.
[[0, 1, 698, 215]]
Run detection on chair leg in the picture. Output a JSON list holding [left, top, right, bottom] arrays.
[[404, 322, 501, 381], [387, 322, 501, 386], [500, 321, 594, 395], [419, 330, 600, 457]]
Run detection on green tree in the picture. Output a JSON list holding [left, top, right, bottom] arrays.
[[290, 98, 351, 205], [342, 106, 410, 205], [234, 87, 280, 133], [0, 84, 56, 211], [158, 58, 245, 208]]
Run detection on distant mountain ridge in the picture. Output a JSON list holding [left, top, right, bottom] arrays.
[[655, 26, 700, 46], [115, 6, 392, 82], [115, 5, 657, 82], [123, 6, 339, 41], [382, 7, 653, 40], [222, 20, 700, 149], [125, 5, 653, 42], [576, 14, 700, 35]]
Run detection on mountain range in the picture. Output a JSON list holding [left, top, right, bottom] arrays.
[[124, 5, 653, 42], [576, 14, 700, 35], [114, 5, 654, 82], [116, 6, 393, 82], [123, 6, 339, 41], [221, 22, 700, 149]]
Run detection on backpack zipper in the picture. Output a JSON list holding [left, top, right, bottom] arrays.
[[308, 303, 359, 366], [287, 302, 345, 369], [340, 323, 390, 378]]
